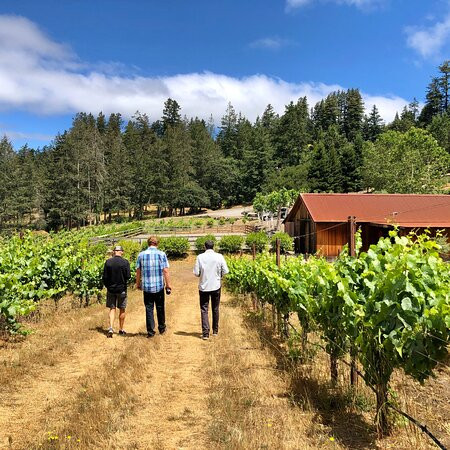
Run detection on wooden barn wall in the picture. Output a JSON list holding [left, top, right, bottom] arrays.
[[285, 197, 450, 256], [284, 222, 294, 236], [315, 222, 347, 257]]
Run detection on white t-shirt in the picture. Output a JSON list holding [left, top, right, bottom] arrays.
[[193, 249, 229, 292]]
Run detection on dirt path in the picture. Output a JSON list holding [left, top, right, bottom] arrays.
[[110, 257, 212, 449], [0, 257, 215, 450]]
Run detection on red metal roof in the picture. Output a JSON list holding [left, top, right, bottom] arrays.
[[286, 193, 450, 227]]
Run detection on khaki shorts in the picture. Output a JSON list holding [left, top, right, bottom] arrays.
[[106, 291, 127, 309]]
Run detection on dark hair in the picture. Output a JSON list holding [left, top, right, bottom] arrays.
[[204, 240, 214, 250]]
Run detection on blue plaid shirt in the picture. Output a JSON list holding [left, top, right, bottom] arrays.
[[136, 247, 169, 293]]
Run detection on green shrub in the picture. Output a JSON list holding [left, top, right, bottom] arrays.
[[228, 218, 236, 225], [194, 219, 204, 228], [158, 236, 190, 257], [218, 235, 244, 254], [219, 217, 226, 225], [270, 232, 293, 253], [195, 234, 216, 252], [245, 231, 269, 253], [206, 218, 215, 228], [117, 239, 141, 262]]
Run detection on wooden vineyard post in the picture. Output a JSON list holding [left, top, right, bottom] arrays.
[[252, 292, 257, 311], [348, 215, 358, 387], [273, 238, 281, 333], [251, 243, 259, 312]]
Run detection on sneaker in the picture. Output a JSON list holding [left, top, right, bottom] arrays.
[[202, 335, 209, 340], [107, 327, 114, 338], [119, 329, 127, 335], [147, 333, 155, 339], [212, 332, 218, 336], [160, 328, 166, 335]]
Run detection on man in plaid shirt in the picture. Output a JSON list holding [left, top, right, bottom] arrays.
[[136, 236, 172, 337]]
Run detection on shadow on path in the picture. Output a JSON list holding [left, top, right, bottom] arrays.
[[92, 326, 147, 338], [173, 331, 202, 339]]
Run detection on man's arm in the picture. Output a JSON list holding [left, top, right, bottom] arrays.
[[221, 255, 229, 277], [102, 262, 109, 288], [163, 267, 171, 290], [125, 261, 131, 281], [135, 267, 141, 290], [193, 256, 200, 277]]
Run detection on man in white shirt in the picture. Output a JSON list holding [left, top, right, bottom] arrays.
[[193, 240, 229, 340]]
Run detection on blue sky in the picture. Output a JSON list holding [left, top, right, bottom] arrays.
[[0, 0, 449, 148]]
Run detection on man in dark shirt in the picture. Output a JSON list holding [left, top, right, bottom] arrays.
[[102, 245, 131, 337]]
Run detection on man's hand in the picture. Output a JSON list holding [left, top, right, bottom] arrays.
[[135, 268, 142, 290]]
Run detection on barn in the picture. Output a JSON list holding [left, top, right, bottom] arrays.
[[284, 193, 450, 257]]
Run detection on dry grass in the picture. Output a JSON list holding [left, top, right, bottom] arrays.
[[0, 297, 105, 389], [28, 335, 149, 450], [214, 293, 449, 450], [207, 295, 341, 449]]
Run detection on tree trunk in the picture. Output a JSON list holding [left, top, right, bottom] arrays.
[[376, 382, 389, 436], [283, 313, 289, 339], [275, 206, 282, 231], [350, 356, 358, 386], [301, 327, 308, 355], [330, 354, 338, 385]]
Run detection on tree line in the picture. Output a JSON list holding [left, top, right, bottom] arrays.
[[0, 61, 449, 230]]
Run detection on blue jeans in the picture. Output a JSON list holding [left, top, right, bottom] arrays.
[[143, 290, 166, 335]]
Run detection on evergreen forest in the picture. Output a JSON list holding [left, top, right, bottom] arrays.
[[1, 61, 449, 231]]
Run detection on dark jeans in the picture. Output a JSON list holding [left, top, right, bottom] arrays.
[[143, 290, 166, 335], [199, 288, 221, 337]]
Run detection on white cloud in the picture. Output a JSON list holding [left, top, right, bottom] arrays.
[[249, 37, 294, 50], [286, 0, 312, 8], [286, 0, 385, 11], [0, 129, 54, 142], [0, 14, 408, 127], [405, 13, 450, 59]]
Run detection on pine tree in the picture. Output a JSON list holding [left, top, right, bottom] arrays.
[[308, 138, 330, 192], [261, 104, 279, 131], [241, 118, 274, 201], [216, 102, 239, 158], [43, 133, 81, 229], [274, 97, 311, 167], [161, 122, 194, 214], [124, 113, 166, 218], [428, 113, 450, 154], [323, 126, 344, 192], [102, 113, 132, 220], [189, 118, 228, 208], [0, 136, 16, 226], [9, 146, 40, 225], [419, 77, 443, 125], [363, 105, 384, 141], [96, 112, 106, 135], [438, 60, 449, 113], [162, 98, 182, 132], [343, 88, 364, 141]]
